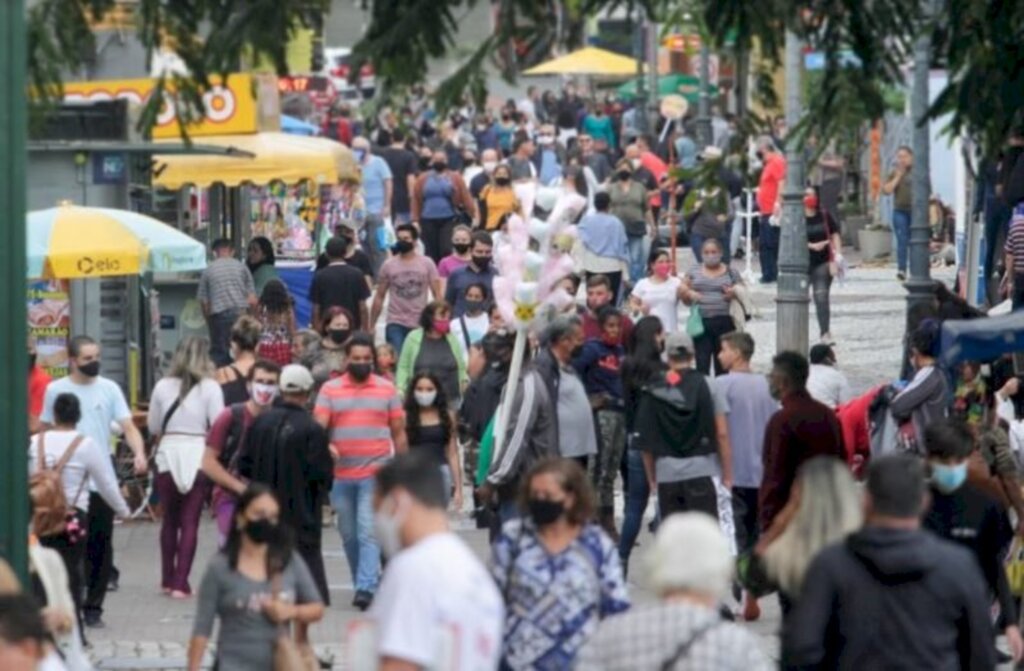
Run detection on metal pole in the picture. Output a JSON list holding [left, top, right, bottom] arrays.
[[695, 43, 713, 147], [633, 10, 648, 136], [647, 20, 660, 136], [906, 0, 933, 324], [0, 0, 28, 581], [775, 28, 810, 355]]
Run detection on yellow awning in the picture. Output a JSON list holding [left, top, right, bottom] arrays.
[[522, 46, 643, 77], [153, 132, 361, 189]]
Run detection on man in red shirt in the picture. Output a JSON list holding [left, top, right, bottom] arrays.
[[756, 136, 787, 283], [580, 274, 633, 345], [27, 337, 51, 435]]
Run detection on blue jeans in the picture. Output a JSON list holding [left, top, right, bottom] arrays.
[[618, 449, 650, 572], [330, 478, 380, 593], [758, 216, 779, 282], [385, 324, 413, 357], [207, 309, 242, 367], [892, 208, 911, 273], [626, 235, 646, 285]]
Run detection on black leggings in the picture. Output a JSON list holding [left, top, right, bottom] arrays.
[[420, 216, 457, 264], [809, 262, 833, 336], [694, 314, 736, 376], [40, 509, 87, 641]]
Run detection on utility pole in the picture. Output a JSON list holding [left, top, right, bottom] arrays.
[[633, 8, 648, 136], [775, 28, 810, 355], [906, 0, 934, 326], [646, 19, 660, 135], [695, 42, 713, 147], [0, 0, 28, 581]]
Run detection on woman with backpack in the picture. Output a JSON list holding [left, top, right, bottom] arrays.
[[148, 337, 225, 598], [29, 392, 130, 635], [411, 149, 477, 263]]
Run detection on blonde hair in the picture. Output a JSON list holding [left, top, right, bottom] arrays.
[[762, 457, 863, 597], [167, 336, 215, 399]]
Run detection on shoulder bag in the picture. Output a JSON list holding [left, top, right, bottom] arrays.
[[271, 572, 318, 671]]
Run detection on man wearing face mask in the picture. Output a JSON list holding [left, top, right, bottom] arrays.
[[238, 365, 334, 606], [372, 223, 442, 355], [309, 236, 371, 331], [351, 136, 393, 276], [202, 360, 282, 545], [315, 334, 408, 611], [755, 136, 786, 284], [922, 419, 1023, 665], [535, 316, 597, 466], [39, 335, 147, 629], [470, 148, 500, 210], [369, 452, 503, 670], [378, 129, 419, 226], [532, 124, 567, 187], [444, 230, 495, 317]]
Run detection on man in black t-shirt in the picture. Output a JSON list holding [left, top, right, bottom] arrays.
[[378, 129, 419, 224], [309, 236, 371, 330]]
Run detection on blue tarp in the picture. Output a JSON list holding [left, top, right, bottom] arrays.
[[278, 263, 315, 328], [940, 312, 1024, 367], [281, 115, 318, 137]]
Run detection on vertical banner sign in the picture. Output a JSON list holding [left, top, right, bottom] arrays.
[[27, 280, 71, 378]]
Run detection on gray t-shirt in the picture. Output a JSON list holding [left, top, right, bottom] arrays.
[[713, 372, 779, 488], [557, 365, 598, 459], [192, 552, 322, 671], [656, 374, 728, 484]]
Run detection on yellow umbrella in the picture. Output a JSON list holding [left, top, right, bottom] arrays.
[[522, 46, 644, 77]]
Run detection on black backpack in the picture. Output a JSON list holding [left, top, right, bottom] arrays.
[[635, 370, 716, 459], [217, 403, 247, 470]]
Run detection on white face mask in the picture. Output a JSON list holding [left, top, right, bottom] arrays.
[[251, 383, 278, 407], [373, 496, 406, 558], [537, 135, 554, 146], [414, 390, 437, 407], [482, 161, 498, 173], [630, 158, 641, 169]]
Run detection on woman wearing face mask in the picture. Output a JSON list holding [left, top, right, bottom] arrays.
[[254, 279, 296, 367], [685, 180, 734, 264], [683, 238, 740, 376], [608, 159, 652, 286], [395, 301, 468, 408], [311, 307, 353, 388], [804, 186, 843, 345], [629, 248, 685, 331], [215, 316, 263, 405], [403, 372, 464, 510], [188, 484, 324, 671], [451, 282, 491, 366], [411, 150, 477, 264], [148, 337, 225, 598], [479, 164, 522, 232], [437, 224, 473, 288], [490, 458, 629, 669]]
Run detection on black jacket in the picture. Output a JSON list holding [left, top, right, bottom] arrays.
[[459, 364, 509, 441], [237, 401, 333, 540], [782, 526, 995, 671], [533, 347, 561, 438]]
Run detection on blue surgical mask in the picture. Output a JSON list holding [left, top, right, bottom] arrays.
[[931, 461, 968, 494], [354, 149, 367, 161]]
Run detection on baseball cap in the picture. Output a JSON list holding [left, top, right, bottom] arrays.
[[665, 331, 694, 356], [279, 364, 315, 393]]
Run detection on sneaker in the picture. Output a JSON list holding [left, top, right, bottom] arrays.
[[107, 576, 119, 592], [352, 590, 374, 611], [897, 271, 906, 281], [83, 612, 106, 629]]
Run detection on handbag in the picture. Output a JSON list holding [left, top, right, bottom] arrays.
[[686, 305, 705, 339], [822, 213, 841, 277], [271, 573, 318, 671]]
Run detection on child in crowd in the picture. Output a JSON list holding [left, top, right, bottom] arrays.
[[376, 343, 397, 381]]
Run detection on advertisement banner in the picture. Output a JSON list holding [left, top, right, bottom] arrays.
[[250, 180, 322, 260], [27, 280, 71, 378]]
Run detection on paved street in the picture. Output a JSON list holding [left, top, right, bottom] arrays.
[[87, 254, 953, 670]]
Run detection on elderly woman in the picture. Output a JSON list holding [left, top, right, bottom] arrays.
[[575, 191, 630, 302], [395, 301, 468, 407], [577, 513, 773, 670]]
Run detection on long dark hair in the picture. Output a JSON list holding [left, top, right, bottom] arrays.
[[622, 316, 666, 386], [248, 236, 276, 272], [403, 371, 454, 447], [223, 483, 293, 576], [259, 278, 293, 316]]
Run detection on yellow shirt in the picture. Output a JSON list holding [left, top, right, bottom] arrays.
[[482, 186, 519, 230]]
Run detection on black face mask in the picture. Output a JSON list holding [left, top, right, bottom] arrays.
[[570, 344, 584, 359], [464, 299, 484, 313], [348, 362, 373, 381], [756, 150, 765, 161], [494, 177, 511, 186], [527, 498, 565, 527], [432, 162, 447, 172], [418, 156, 431, 170], [452, 243, 470, 254], [392, 240, 415, 255], [28, 353, 36, 369], [244, 518, 279, 545], [616, 170, 631, 181], [78, 360, 101, 378], [328, 328, 351, 345], [472, 255, 491, 269]]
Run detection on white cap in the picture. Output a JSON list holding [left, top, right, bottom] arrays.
[[645, 512, 733, 599], [279, 364, 314, 393]]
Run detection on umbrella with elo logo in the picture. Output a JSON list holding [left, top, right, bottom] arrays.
[[27, 203, 207, 279]]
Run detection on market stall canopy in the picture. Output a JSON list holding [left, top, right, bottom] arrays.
[[27, 204, 207, 279], [616, 74, 720, 103], [939, 312, 1024, 367], [152, 131, 360, 189], [523, 47, 643, 77]]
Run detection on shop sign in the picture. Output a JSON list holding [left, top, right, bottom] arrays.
[[27, 280, 71, 378], [63, 73, 272, 139], [92, 152, 126, 184]]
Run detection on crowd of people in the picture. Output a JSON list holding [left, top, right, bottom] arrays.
[[10, 82, 1024, 671]]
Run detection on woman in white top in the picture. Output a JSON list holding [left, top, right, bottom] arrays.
[[451, 282, 492, 366], [29, 392, 130, 640], [148, 337, 225, 598], [629, 248, 685, 332]]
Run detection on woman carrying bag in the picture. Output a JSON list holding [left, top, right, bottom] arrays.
[[148, 337, 225, 598], [682, 238, 737, 376]]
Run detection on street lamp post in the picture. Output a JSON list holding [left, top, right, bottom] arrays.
[[776, 28, 810, 355], [695, 43, 713, 147], [633, 10, 648, 136], [0, 0, 29, 580], [906, 0, 934, 325]]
